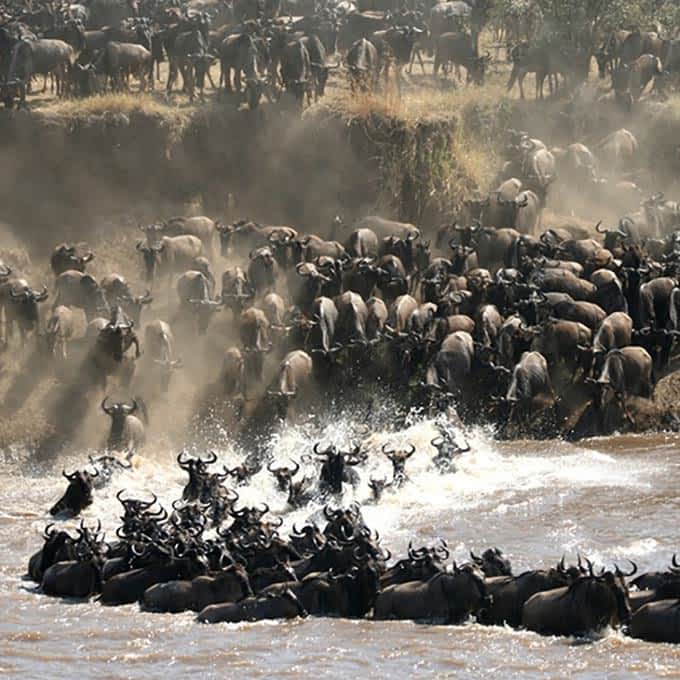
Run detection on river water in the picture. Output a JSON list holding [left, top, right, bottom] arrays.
[[2, 408, 680, 679]]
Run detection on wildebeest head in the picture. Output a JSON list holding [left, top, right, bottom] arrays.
[[49, 468, 97, 517], [101, 396, 138, 425], [177, 449, 217, 501], [215, 220, 246, 256], [267, 459, 300, 491], [295, 262, 332, 309], [382, 443, 415, 485], [289, 523, 325, 555], [119, 290, 153, 326], [34, 524, 76, 580], [98, 315, 136, 361], [50, 243, 94, 275], [571, 563, 634, 627], [470, 547, 512, 576], [368, 477, 391, 502], [9, 284, 48, 325], [444, 562, 491, 620]]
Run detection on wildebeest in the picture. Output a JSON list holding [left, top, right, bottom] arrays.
[[197, 588, 308, 623], [433, 32, 490, 84], [345, 38, 379, 92], [50, 469, 97, 516], [522, 568, 632, 636], [137, 235, 203, 285], [8, 37, 79, 104], [54, 270, 109, 322], [98, 41, 152, 90], [281, 38, 313, 106], [630, 599, 680, 643], [0, 277, 49, 344], [44, 305, 74, 360], [50, 243, 94, 276], [101, 397, 147, 451], [374, 565, 489, 623]]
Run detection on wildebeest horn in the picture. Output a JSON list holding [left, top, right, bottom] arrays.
[[204, 450, 218, 465], [672, 553, 680, 570], [62, 469, 77, 481], [177, 450, 191, 468], [595, 221, 606, 234], [140, 493, 157, 509], [101, 397, 113, 415], [314, 442, 332, 456], [582, 556, 594, 576], [615, 559, 638, 577], [382, 443, 395, 456], [470, 549, 481, 562]]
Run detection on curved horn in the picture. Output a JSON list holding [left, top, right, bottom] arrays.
[[381, 443, 396, 456], [615, 559, 638, 578]]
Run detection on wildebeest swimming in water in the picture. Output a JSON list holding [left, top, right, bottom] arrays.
[[28, 449, 680, 642]]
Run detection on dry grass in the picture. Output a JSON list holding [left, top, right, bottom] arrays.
[[37, 92, 196, 123]]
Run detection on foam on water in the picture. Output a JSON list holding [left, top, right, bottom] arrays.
[[12, 400, 669, 575]]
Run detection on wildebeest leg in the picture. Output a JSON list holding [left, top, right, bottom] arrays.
[[518, 71, 526, 99], [42, 73, 48, 93], [167, 60, 177, 93], [206, 65, 217, 90]]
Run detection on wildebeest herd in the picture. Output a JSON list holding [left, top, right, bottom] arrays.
[[2, 0, 680, 108], [4, 125, 680, 451], [27, 452, 680, 642], [9, 0, 680, 647], [15, 116, 680, 643]]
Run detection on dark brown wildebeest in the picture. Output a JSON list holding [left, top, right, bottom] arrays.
[[522, 568, 633, 636], [345, 37, 379, 92], [281, 38, 313, 106], [433, 32, 490, 84], [197, 588, 308, 623], [374, 565, 489, 623]]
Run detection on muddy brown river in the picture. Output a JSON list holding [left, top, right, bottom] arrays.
[[2, 412, 680, 678]]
